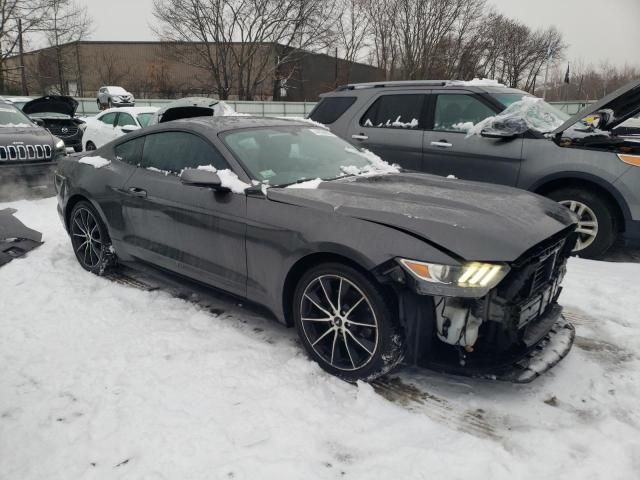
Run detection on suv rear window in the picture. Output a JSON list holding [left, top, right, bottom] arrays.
[[309, 97, 356, 124], [360, 94, 425, 129]]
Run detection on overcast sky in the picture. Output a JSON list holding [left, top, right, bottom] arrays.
[[82, 0, 639, 67]]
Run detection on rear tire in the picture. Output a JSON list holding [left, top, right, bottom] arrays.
[[293, 262, 404, 382], [69, 201, 116, 275], [547, 187, 617, 259]]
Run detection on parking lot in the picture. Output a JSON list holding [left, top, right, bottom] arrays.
[[1, 195, 639, 479]]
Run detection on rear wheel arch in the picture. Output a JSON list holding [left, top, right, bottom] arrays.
[[533, 176, 626, 232], [282, 252, 395, 328]]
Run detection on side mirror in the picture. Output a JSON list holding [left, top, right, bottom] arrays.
[[120, 125, 140, 134], [180, 168, 230, 192], [480, 128, 518, 139], [480, 117, 528, 139], [31, 118, 45, 127]]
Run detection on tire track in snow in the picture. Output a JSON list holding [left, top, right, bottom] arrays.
[[372, 377, 502, 441]]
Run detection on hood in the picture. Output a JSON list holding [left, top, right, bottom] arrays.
[[552, 78, 640, 135], [0, 127, 53, 144], [23, 96, 78, 117], [266, 173, 576, 262]]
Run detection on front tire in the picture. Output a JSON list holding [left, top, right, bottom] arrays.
[[69, 201, 115, 275], [293, 263, 404, 382], [547, 187, 617, 258], [85, 141, 96, 151]]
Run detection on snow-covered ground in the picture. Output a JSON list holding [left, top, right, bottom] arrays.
[[1, 196, 639, 480]]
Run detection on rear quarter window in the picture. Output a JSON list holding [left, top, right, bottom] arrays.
[[309, 97, 356, 124]]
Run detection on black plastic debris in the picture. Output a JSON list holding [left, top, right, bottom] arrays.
[[0, 208, 43, 267]]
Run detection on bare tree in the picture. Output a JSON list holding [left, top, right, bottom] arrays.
[[335, 0, 369, 66], [0, 0, 50, 92], [154, 0, 337, 100], [42, 0, 92, 94]]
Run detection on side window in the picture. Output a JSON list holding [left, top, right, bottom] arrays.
[[309, 97, 356, 124], [434, 94, 495, 132], [114, 136, 145, 165], [117, 113, 136, 127], [99, 112, 117, 126], [141, 131, 227, 174], [360, 95, 425, 129]]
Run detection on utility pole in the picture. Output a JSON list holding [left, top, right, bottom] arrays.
[[18, 18, 28, 96], [542, 44, 552, 100]]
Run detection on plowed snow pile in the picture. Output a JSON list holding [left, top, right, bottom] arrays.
[[1, 197, 639, 479]]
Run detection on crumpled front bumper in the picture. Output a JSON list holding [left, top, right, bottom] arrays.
[[487, 313, 575, 383]]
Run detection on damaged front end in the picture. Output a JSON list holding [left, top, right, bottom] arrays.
[[380, 229, 577, 383]]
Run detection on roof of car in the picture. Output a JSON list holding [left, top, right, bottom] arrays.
[[328, 79, 525, 96]]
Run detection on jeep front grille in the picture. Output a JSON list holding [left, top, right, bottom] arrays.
[[0, 144, 53, 161]]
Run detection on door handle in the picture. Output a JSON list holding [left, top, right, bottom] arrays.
[[430, 141, 453, 148], [128, 187, 147, 198], [352, 134, 369, 141]]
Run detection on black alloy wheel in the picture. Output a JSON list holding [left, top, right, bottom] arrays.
[[293, 263, 404, 382], [69, 201, 113, 274]]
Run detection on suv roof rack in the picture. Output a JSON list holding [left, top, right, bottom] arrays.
[[336, 80, 448, 91]]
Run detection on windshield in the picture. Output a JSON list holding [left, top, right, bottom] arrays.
[[223, 126, 390, 186], [136, 112, 154, 127], [0, 105, 36, 128]]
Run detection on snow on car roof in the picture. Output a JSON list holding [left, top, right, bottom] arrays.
[[98, 106, 158, 115], [106, 86, 129, 94]]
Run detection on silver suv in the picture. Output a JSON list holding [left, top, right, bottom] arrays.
[[97, 86, 135, 109], [310, 79, 640, 258]]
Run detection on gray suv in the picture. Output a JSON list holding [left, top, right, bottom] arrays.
[[311, 79, 640, 258]]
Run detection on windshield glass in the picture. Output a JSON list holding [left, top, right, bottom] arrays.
[[223, 126, 393, 186], [136, 113, 154, 127], [0, 105, 35, 128]]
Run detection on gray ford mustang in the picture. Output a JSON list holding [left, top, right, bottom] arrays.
[[55, 116, 578, 382]]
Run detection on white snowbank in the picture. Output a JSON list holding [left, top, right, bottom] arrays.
[[286, 178, 323, 189], [79, 156, 111, 168], [466, 96, 567, 137], [196, 164, 251, 194], [1, 197, 640, 479]]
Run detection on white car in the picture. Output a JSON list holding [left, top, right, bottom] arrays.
[[83, 107, 158, 151], [97, 86, 135, 109]]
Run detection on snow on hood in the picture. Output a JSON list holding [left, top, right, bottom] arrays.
[[465, 96, 567, 137], [196, 165, 251, 194], [79, 156, 111, 168], [0, 123, 33, 128]]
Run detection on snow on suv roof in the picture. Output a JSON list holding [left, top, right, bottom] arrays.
[[106, 86, 129, 94]]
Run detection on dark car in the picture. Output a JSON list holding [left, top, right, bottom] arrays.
[[147, 97, 234, 125], [23, 96, 85, 152], [55, 116, 577, 383], [311, 79, 640, 259], [0, 97, 66, 196]]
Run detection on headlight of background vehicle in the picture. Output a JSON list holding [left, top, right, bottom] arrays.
[[54, 137, 67, 156], [398, 258, 509, 297]]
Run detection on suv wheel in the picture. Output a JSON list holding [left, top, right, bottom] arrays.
[[293, 263, 404, 382], [547, 187, 616, 258], [85, 141, 96, 151]]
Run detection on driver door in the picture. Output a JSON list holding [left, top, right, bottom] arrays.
[[120, 130, 247, 297], [422, 91, 524, 186]]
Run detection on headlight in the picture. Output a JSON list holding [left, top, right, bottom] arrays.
[[618, 154, 640, 167], [112, 96, 121, 101], [398, 258, 509, 297], [55, 138, 65, 150]]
